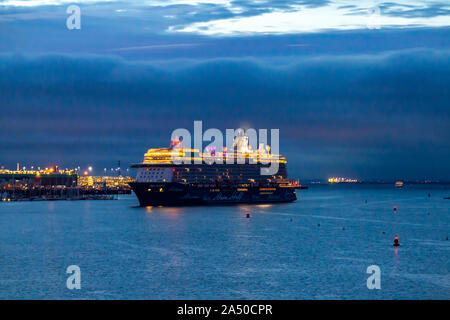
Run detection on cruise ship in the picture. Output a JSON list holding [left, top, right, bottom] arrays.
[[129, 135, 303, 206]]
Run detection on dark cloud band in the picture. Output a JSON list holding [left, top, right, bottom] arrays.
[[0, 49, 449, 179]]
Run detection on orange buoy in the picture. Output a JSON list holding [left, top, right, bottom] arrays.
[[393, 205, 397, 212], [393, 235, 400, 247], [246, 211, 250, 218]]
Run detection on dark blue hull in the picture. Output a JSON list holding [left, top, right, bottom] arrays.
[[129, 182, 297, 207]]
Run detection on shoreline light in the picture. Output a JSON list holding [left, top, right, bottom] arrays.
[[328, 177, 358, 183]]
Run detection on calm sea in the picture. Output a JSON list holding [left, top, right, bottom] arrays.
[[0, 184, 449, 299]]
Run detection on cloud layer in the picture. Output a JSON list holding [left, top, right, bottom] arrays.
[[1, 0, 449, 36], [170, 0, 450, 35], [0, 49, 449, 180]]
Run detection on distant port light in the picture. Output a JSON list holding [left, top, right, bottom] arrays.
[[88, 166, 93, 172], [84, 171, 89, 176], [328, 177, 358, 183]]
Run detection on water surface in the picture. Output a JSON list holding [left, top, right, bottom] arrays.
[[0, 184, 449, 299]]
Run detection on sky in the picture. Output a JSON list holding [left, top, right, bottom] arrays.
[[0, 0, 449, 180]]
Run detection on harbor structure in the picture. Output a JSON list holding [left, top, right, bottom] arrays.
[[0, 167, 133, 201]]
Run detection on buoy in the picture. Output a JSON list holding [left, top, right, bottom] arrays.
[[393, 235, 400, 247], [393, 205, 397, 212], [428, 193, 431, 198], [246, 211, 250, 218], [342, 227, 345, 230], [382, 231, 385, 235], [446, 237, 448, 241], [317, 223, 320, 227]]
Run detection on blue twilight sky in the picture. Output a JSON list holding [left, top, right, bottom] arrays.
[[0, 0, 449, 180]]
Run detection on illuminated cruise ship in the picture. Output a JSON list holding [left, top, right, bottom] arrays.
[[129, 135, 302, 206]]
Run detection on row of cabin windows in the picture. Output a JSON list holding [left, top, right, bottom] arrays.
[[141, 168, 166, 179]]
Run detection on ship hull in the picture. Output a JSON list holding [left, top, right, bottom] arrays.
[[129, 182, 297, 207]]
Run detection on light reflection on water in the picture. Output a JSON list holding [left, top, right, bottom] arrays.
[[0, 184, 448, 299]]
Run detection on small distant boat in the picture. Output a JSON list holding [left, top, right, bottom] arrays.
[[395, 181, 404, 188], [444, 197, 450, 200]]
